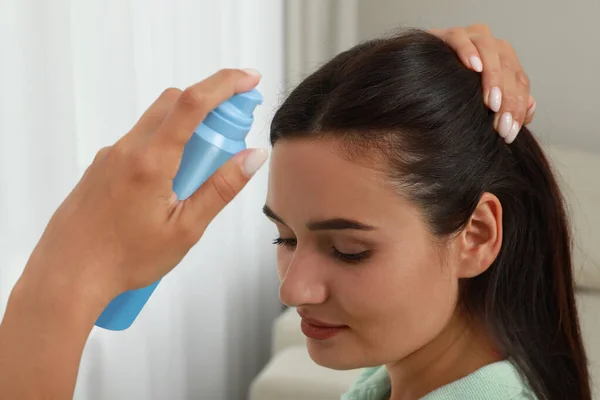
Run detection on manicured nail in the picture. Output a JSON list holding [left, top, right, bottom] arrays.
[[242, 148, 268, 177], [489, 87, 502, 112], [469, 56, 483, 72], [505, 121, 520, 144], [242, 68, 262, 78], [497, 112, 513, 138], [526, 101, 536, 117]]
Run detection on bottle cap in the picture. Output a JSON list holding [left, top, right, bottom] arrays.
[[200, 88, 263, 141]]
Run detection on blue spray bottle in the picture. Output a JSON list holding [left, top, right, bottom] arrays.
[[94, 88, 263, 331]]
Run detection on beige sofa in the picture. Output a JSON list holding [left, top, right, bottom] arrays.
[[249, 144, 600, 400]]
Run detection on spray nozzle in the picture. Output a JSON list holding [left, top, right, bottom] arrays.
[[229, 88, 263, 115], [200, 88, 263, 141]]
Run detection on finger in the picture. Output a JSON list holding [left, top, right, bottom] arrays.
[[471, 33, 503, 113], [493, 73, 519, 144], [467, 23, 492, 35], [524, 95, 536, 125], [154, 69, 261, 152], [507, 71, 529, 131], [434, 28, 483, 72], [178, 148, 268, 237], [493, 43, 530, 143], [138, 88, 182, 133], [493, 72, 529, 144], [123, 88, 182, 145]]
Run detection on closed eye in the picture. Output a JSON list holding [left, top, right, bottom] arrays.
[[272, 237, 297, 249], [331, 248, 371, 264], [273, 237, 371, 264]]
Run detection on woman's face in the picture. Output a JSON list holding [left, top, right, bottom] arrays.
[[265, 138, 463, 370]]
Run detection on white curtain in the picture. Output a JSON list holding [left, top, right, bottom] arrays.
[[0, 1, 283, 399]]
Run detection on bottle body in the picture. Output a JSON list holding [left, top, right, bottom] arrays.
[[94, 88, 261, 331], [95, 132, 244, 330], [172, 130, 245, 200]]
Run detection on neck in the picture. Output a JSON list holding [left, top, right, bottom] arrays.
[[386, 311, 502, 400]]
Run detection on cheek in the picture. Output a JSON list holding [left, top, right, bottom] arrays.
[[395, 251, 457, 324], [344, 242, 459, 359]]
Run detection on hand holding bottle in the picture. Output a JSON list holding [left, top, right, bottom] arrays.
[[21, 68, 267, 312], [0, 68, 267, 400]]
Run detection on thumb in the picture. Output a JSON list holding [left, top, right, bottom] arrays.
[[183, 148, 268, 228]]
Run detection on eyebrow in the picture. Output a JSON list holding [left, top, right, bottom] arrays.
[[262, 205, 376, 231]]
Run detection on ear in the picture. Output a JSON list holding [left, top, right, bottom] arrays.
[[455, 192, 503, 278]]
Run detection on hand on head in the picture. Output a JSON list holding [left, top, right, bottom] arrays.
[[430, 24, 535, 143]]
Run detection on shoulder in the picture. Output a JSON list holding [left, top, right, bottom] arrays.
[[341, 361, 537, 400], [341, 366, 391, 400], [422, 360, 537, 400]]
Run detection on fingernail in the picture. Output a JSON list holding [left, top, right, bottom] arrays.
[[242, 68, 262, 78], [497, 112, 513, 138], [526, 101, 536, 117], [505, 120, 520, 144], [489, 87, 502, 112], [242, 148, 268, 177], [469, 56, 483, 72]]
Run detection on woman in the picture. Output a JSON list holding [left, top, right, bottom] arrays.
[[0, 25, 588, 399], [266, 28, 589, 400]]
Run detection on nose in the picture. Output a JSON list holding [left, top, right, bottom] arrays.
[[279, 252, 328, 307]]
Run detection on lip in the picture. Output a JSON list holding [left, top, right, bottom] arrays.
[[297, 310, 349, 340]]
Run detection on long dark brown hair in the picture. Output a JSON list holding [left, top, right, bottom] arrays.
[[270, 29, 590, 399]]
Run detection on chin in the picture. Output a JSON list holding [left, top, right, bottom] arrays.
[[305, 337, 364, 370]]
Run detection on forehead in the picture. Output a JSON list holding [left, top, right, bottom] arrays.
[[266, 139, 413, 225]]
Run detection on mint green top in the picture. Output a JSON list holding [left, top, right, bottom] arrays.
[[341, 361, 537, 400]]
